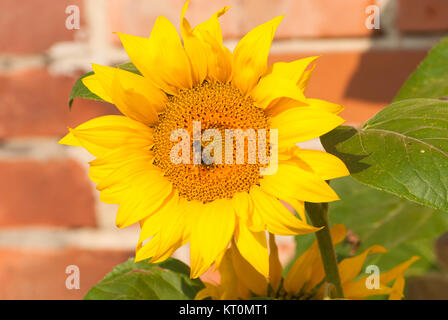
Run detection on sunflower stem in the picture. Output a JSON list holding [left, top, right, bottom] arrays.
[[305, 202, 344, 299]]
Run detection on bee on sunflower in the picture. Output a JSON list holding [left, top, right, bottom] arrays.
[[60, 1, 349, 279], [196, 225, 419, 300]]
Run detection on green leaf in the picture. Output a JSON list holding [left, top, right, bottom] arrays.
[[68, 71, 100, 109], [321, 98, 448, 212], [292, 177, 448, 275], [329, 177, 448, 274], [68, 62, 140, 110], [84, 258, 204, 300], [395, 37, 448, 101]]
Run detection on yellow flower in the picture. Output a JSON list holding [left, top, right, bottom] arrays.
[[196, 225, 419, 300], [59, 1, 349, 278]]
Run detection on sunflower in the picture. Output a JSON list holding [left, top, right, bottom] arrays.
[[196, 225, 419, 300], [59, 1, 349, 278]]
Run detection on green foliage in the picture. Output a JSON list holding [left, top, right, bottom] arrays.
[[68, 62, 140, 109], [330, 177, 448, 273], [321, 38, 448, 212], [395, 37, 448, 101], [84, 258, 204, 300], [321, 98, 448, 212], [310, 37, 448, 281], [293, 177, 448, 275]]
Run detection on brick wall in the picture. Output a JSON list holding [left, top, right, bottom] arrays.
[[0, 0, 446, 299]]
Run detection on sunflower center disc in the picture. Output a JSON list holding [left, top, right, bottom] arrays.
[[153, 81, 269, 203]]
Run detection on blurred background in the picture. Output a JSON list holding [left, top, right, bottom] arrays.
[[0, 0, 447, 299]]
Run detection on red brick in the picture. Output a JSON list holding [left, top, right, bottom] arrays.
[[0, 68, 119, 138], [0, 247, 132, 299], [398, 0, 448, 34], [269, 50, 426, 124], [108, 0, 238, 43], [0, 160, 96, 228], [108, 0, 377, 44], [0, 0, 84, 54], [0, 52, 427, 139], [240, 0, 377, 39]]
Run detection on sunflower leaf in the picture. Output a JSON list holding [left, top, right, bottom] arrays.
[[84, 257, 204, 300], [394, 37, 448, 101], [68, 62, 141, 110], [291, 177, 448, 276], [321, 98, 448, 212], [328, 177, 448, 274]]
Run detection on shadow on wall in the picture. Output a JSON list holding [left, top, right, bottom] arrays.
[[344, 0, 429, 104], [344, 51, 426, 103]]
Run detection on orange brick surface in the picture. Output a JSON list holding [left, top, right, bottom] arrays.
[[0, 160, 96, 227], [0, 0, 84, 54], [108, 0, 377, 42], [0, 68, 119, 138], [0, 248, 132, 299], [398, 0, 448, 33], [269, 50, 426, 123]]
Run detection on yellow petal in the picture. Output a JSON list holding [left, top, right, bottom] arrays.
[[136, 194, 186, 263], [342, 278, 393, 300], [232, 192, 251, 220], [88, 146, 153, 184], [388, 276, 405, 300], [268, 56, 319, 84], [58, 115, 153, 157], [82, 74, 114, 104], [193, 6, 232, 82], [190, 199, 236, 278], [114, 33, 152, 82], [194, 6, 229, 45], [232, 192, 264, 232], [218, 249, 248, 300], [266, 97, 344, 118], [58, 130, 82, 147], [282, 197, 307, 222], [293, 148, 349, 181], [257, 57, 318, 110], [265, 97, 307, 118], [117, 16, 192, 95], [178, 198, 202, 244], [260, 162, 340, 203], [268, 233, 283, 292], [96, 157, 153, 191], [285, 224, 346, 295], [330, 224, 347, 244], [338, 245, 388, 284], [235, 222, 269, 277], [115, 171, 173, 228], [195, 283, 221, 300], [297, 63, 316, 91], [304, 228, 349, 291], [250, 186, 321, 236], [136, 200, 173, 248], [232, 16, 284, 95], [251, 75, 306, 109], [307, 98, 344, 114], [230, 244, 268, 296], [270, 107, 344, 150], [380, 256, 420, 284], [98, 182, 129, 204], [180, 1, 208, 85], [89, 64, 167, 124], [284, 243, 318, 295]]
